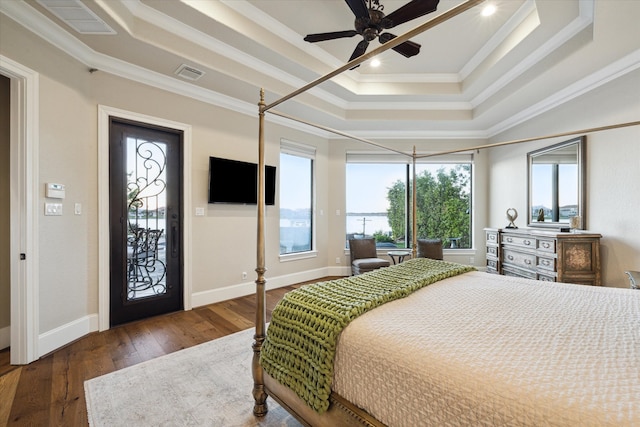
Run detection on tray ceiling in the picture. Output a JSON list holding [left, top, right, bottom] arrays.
[[3, 0, 639, 138]]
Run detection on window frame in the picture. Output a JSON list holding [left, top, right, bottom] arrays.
[[345, 151, 474, 251], [279, 140, 317, 260]]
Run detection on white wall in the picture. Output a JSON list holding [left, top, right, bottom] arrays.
[[487, 68, 640, 288]]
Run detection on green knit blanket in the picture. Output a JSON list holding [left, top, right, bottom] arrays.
[[260, 258, 475, 413]]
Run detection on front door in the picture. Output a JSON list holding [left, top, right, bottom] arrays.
[[109, 118, 183, 326]]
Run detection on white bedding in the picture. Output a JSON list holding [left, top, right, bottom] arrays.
[[332, 271, 640, 426]]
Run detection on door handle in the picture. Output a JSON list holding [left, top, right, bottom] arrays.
[[171, 221, 178, 258]]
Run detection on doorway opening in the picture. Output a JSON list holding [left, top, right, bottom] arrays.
[[1, 55, 39, 365]]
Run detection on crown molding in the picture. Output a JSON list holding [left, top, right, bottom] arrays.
[[347, 101, 473, 111], [331, 129, 490, 140]]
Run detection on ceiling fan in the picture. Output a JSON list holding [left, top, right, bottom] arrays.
[[304, 0, 440, 65]]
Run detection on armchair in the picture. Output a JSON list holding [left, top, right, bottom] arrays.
[[348, 238, 390, 275], [416, 238, 444, 260]]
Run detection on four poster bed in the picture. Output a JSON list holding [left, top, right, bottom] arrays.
[[250, 1, 640, 425]]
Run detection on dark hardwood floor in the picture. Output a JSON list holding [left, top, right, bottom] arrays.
[[0, 278, 338, 426]]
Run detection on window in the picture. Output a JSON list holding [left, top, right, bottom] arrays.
[[346, 163, 406, 249], [280, 141, 315, 255], [346, 153, 472, 250]]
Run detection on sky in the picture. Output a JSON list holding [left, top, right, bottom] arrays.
[[346, 163, 405, 212], [279, 152, 312, 210], [346, 163, 466, 213]]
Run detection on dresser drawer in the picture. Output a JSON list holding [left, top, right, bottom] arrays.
[[501, 234, 535, 249], [537, 238, 556, 253], [537, 271, 556, 282], [486, 258, 499, 272], [486, 230, 499, 245], [502, 248, 535, 269], [537, 256, 556, 272], [502, 265, 537, 280], [487, 258, 500, 271], [486, 245, 499, 258]]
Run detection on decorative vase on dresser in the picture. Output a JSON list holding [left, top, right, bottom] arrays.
[[484, 227, 602, 286]]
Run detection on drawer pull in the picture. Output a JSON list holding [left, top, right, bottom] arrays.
[[541, 259, 551, 266], [525, 259, 532, 265], [524, 239, 531, 246], [506, 237, 513, 243], [541, 242, 551, 249], [507, 255, 514, 260]]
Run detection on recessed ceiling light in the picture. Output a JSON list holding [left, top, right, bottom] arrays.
[[370, 58, 381, 68], [482, 4, 496, 17]]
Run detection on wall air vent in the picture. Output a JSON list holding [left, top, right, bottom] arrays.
[[36, 0, 116, 35], [174, 64, 205, 81]]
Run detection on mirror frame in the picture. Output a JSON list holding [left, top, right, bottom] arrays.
[[527, 136, 586, 229]]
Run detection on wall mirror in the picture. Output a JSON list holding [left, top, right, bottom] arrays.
[[527, 136, 586, 229]]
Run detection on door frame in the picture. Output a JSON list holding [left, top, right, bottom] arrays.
[[1, 55, 40, 364], [98, 105, 192, 331]]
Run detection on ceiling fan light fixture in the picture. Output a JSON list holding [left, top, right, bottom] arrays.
[[370, 58, 381, 67], [304, 0, 439, 63], [363, 28, 379, 41]]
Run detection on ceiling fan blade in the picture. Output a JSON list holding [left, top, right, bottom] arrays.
[[344, 0, 369, 19], [349, 39, 370, 62], [304, 30, 359, 43], [384, 0, 440, 28], [347, 39, 370, 69], [393, 40, 421, 58], [379, 33, 421, 57]]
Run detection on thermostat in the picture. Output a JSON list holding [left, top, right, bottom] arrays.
[[46, 183, 65, 199]]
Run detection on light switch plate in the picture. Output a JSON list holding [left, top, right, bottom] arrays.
[[45, 203, 63, 216]]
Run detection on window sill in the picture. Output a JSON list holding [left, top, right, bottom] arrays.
[[279, 250, 318, 262]]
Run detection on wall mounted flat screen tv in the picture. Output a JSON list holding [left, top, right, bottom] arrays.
[[208, 156, 276, 205]]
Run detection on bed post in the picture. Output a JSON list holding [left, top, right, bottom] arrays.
[[412, 147, 417, 259], [252, 88, 268, 417]]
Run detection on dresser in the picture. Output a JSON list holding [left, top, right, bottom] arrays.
[[485, 227, 602, 286]]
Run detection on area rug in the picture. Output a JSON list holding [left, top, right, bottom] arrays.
[[84, 328, 301, 426]]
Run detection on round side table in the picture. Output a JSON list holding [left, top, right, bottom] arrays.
[[387, 250, 411, 265]]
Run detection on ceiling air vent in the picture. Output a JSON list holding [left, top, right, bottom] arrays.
[[174, 64, 205, 81], [36, 0, 116, 35]]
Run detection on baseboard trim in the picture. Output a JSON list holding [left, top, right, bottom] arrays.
[[38, 314, 99, 358], [191, 266, 350, 308]]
